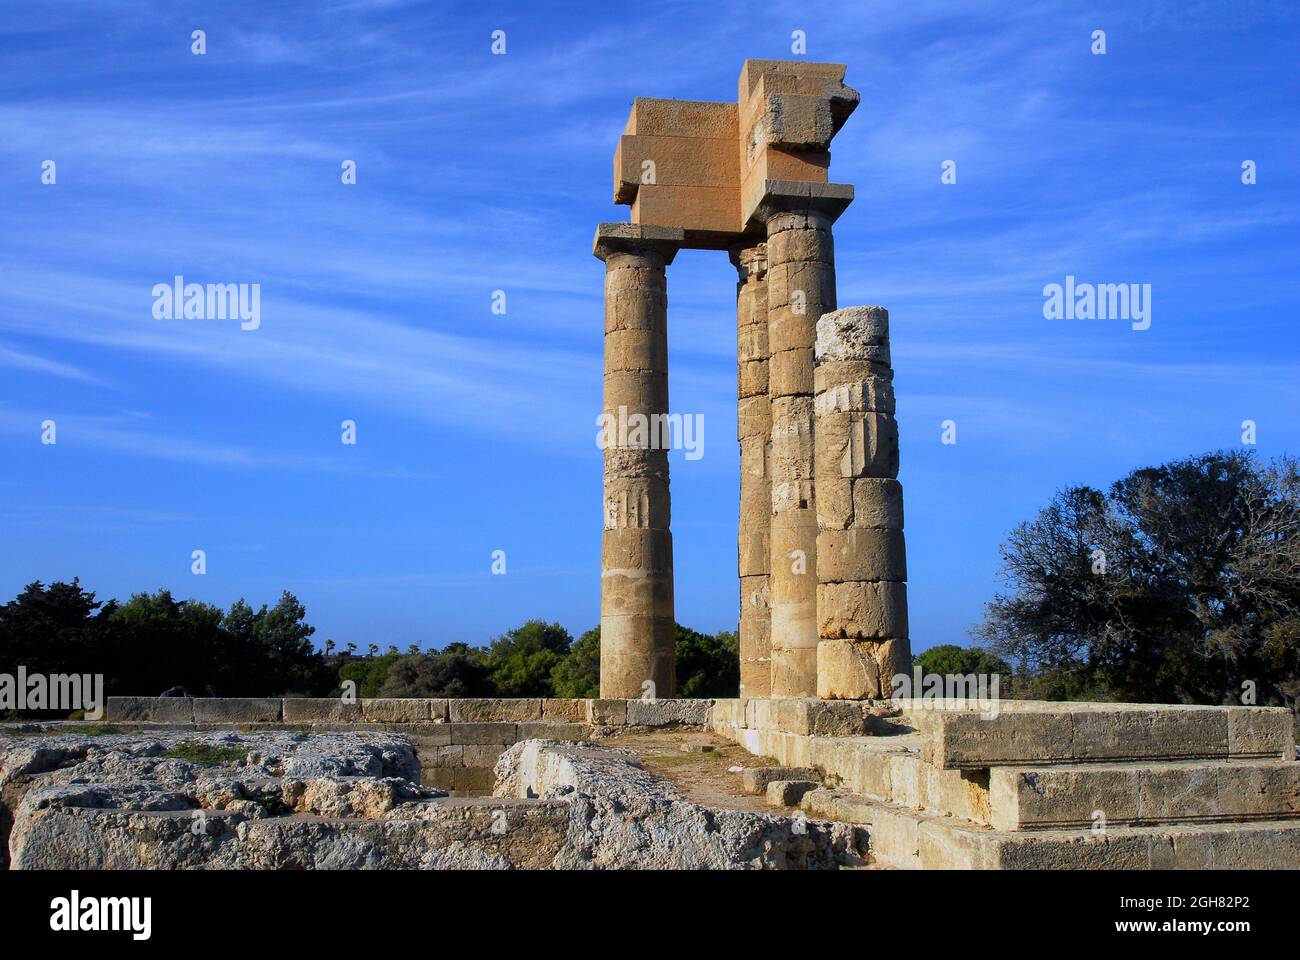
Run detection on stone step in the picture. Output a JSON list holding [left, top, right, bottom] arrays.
[[897, 701, 1294, 769], [801, 787, 1300, 869], [990, 758, 1300, 830]]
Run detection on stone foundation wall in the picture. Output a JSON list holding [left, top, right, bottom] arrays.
[[104, 697, 714, 795]]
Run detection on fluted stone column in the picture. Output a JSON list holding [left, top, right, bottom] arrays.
[[595, 224, 683, 699], [730, 242, 772, 698], [759, 187, 849, 697], [813, 306, 911, 699]]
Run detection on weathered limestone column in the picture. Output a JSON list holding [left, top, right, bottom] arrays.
[[730, 242, 771, 698], [595, 224, 683, 699], [813, 306, 911, 699], [759, 185, 851, 697]]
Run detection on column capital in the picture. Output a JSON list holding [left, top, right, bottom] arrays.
[[593, 223, 686, 264], [747, 179, 854, 229], [728, 240, 768, 281]]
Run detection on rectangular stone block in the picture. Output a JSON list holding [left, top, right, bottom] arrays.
[[625, 97, 738, 139], [106, 696, 194, 723], [541, 699, 587, 722], [928, 711, 1075, 769], [1227, 706, 1295, 758], [625, 698, 711, 726], [282, 698, 361, 723], [360, 699, 434, 723], [517, 721, 591, 741], [632, 183, 740, 235], [460, 744, 510, 767], [447, 699, 542, 723], [774, 698, 868, 737], [449, 722, 519, 745], [587, 699, 628, 725], [193, 698, 281, 723], [1071, 708, 1227, 762]]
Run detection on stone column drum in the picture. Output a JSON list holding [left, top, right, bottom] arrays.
[[595, 224, 684, 699], [731, 242, 772, 697], [813, 305, 911, 699], [763, 203, 840, 697]]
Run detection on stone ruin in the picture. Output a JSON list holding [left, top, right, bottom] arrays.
[[2, 61, 1297, 872], [597, 59, 907, 702]]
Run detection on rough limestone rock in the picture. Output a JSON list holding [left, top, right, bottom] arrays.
[[3, 730, 864, 870], [493, 739, 864, 869]]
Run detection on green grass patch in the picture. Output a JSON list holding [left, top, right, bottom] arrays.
[[161, 741, 247, 767]]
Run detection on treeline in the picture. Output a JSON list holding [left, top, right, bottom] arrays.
[[0, 580, 738, 711]]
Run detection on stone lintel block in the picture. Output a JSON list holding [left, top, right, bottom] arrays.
[[106, 696, 195, 723], [447, 699, 542, 723], [192, 698, 282, 723], [593, 222, 685, 263], [615, 133, 738, 203], [631, 184, 741, 240], [282, 698, 362, 723], [739, 61, 858, 127], [623, 97, 738, 140], [625, 698, 712, 727]]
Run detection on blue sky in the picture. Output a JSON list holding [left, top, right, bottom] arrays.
[[1, 1, 1297, 653]]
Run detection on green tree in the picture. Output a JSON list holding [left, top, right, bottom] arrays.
[[379, 643, 492, 698], [675, 624, 739, 698], [914, 644, 1012, 679], [975, 451, 1300, 706], [551, 626, 600, 697], [485, 620, 572, 697]]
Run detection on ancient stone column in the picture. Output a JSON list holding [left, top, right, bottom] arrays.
[[759, 186, 850, 697], [595, 223, 684, 699], [813, 306, 911, 699], [730, 242, 771, 698]]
